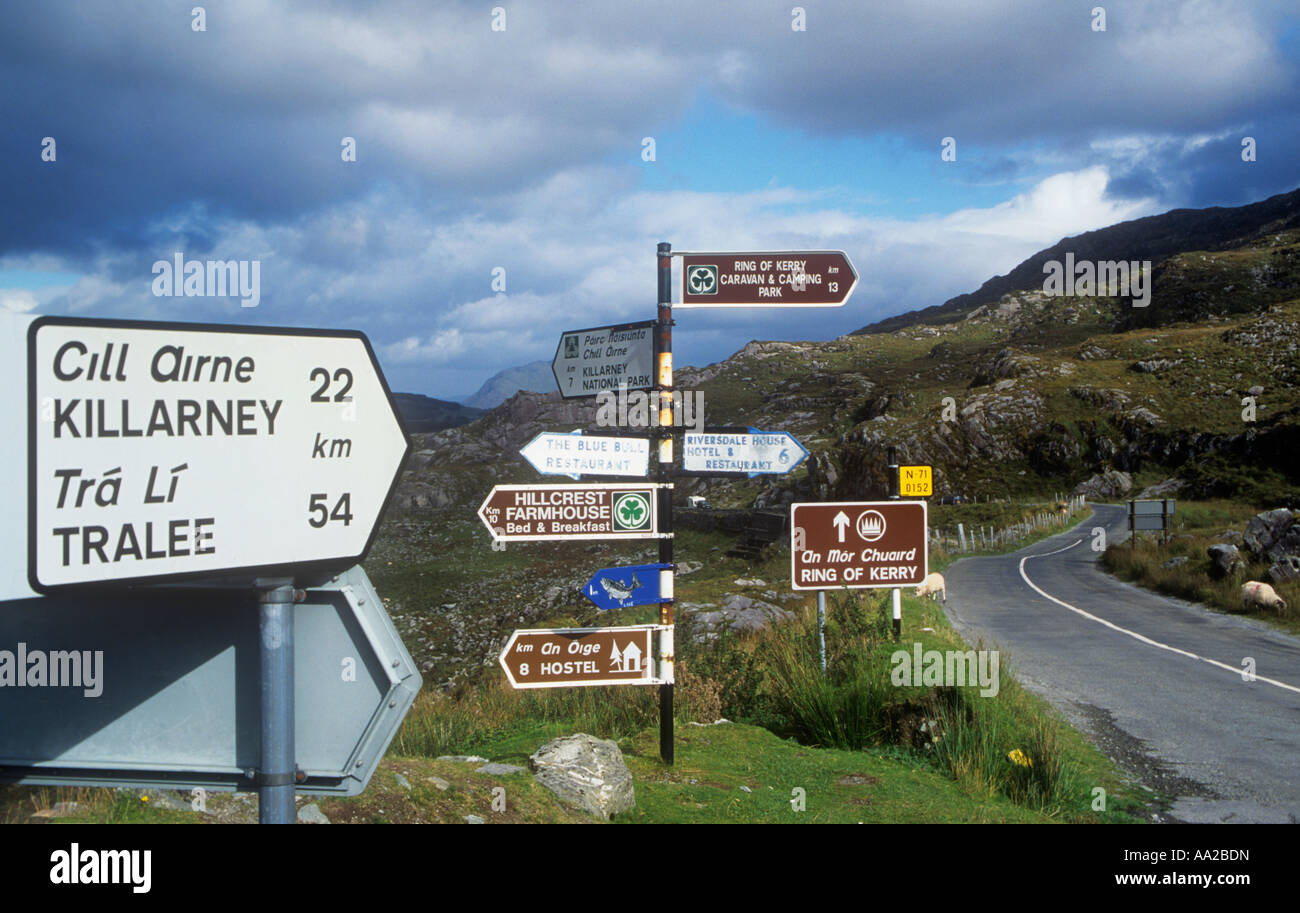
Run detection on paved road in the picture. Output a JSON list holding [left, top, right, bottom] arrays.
[[943, 503, 1300, 823]]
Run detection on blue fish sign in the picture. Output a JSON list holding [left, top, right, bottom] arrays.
[[582, 563, 670, 611]]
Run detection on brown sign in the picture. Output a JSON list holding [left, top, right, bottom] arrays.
[[790, 501, 928, 590], [477, 483, 665, 541], [499, 626, 659, 689], [679, 251, 857, 307]]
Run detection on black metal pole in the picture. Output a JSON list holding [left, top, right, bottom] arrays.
[[887, 446, 901, 639], [656, 241, 674, 765]]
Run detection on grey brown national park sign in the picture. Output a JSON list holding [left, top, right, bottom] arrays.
[[791, 500, 928, 590], [678, 251, 857, 307], [552, 320, 655, 398]]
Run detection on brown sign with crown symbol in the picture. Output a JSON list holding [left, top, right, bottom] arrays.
[[790, 501, 928, 590]]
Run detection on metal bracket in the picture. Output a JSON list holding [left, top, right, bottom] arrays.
[[258, 771, 297, 787]]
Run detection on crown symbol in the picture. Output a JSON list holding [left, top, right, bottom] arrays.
[[856, 510, 886, 541]]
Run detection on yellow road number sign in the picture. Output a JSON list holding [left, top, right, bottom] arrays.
[[899, 465, 932, 497]]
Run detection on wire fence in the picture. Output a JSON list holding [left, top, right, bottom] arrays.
[[930, 494, 1088, 554]]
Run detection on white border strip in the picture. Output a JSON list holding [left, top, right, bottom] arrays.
[[1019, 539, 1300, 694]]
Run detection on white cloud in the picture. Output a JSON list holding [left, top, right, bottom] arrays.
[[30, 163, 1162, 392], [938, 167, 1155, 244], [0, 289, 39, 313]]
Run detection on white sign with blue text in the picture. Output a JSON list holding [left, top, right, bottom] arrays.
[[519, 431, 650, 480], [682, 429, 808, 477]]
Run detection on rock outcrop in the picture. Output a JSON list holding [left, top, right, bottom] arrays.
[[681, 594, 795, 643], [1206, 544, 1246, 579], [1243, 509, 1300, 563], [1071, 470, 1133, 499]]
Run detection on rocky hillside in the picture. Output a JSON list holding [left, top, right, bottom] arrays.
[[392, 230, 1300, 514], [854, 186, 1300, 336]]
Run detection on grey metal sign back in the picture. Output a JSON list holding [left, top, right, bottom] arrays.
[[1131, 499, 1176, 515], [0, 565, 420, 795]]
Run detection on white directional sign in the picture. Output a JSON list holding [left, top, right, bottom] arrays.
[[520, 430, 650, 480], [551, 321, 655, 399], [478, 483, 667, 542], [25, 316, 410, 591], [682, 429, 808, 476]]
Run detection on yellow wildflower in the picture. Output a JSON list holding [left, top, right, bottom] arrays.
[[1008, 749, 1033, 768]]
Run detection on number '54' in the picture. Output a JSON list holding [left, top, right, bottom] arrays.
[[309, 493, 353, 527]]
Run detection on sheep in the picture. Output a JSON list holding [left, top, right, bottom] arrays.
[[1242, 580, 1288, 614], [915, 572, 946, 603]]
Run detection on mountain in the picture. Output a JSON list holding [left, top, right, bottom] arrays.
[[392, 393, 484, 434], [392, 222, 1300, 513], [461, 360, 555, 409], [378, 190, 1300, 691], [853, 187, 1300, 336]]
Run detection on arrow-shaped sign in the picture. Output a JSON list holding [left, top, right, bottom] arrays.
[[682, 428, 808, 477], [678, 251, 858, 308], [551, 321, 655, 399], [520, 430, 650, 480], [478, 483, 668, 542], [498, 626, 662, 689], [582, 563, 670, 611], [833, 511, 850, 543], [22, 315, 411, 592]]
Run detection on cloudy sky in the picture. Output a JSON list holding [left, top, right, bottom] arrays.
[[2, 0, 1297, 397]]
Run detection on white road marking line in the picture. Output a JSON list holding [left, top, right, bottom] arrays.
[[1019, 540, 1300, 695]]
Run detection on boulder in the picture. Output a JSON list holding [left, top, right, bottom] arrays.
[[806, 451, 839, 500], [1071, 470, 1133, 499], [970, 348, 1041, 387], [297, 803, 330, 824], [1136, 478, 1185, 500], [1206, 544, 1246, 579], [1130, 358, 1182, 374], [1243, 509, 1300, 563], [1161, 556, 1190, 569], [684, 594, 794, 642], [1076, 343, 1113, 360], [1125, 407, 1163, 429], [1268, 556, 1300, 584], [477, 763, 526, 776], [1068, 386, 1130, 411], [529, 734, 635, 820]]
